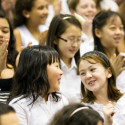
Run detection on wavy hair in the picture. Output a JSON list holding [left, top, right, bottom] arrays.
[[77, 51, 123, 103]]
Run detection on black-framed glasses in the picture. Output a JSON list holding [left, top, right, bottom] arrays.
[[58, 36, 82, 44]]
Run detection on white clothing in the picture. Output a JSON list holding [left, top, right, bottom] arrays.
[[16, 25, 48, 47], [116, 52, 125, 93], [45, 5, 54, 27], [100, 0, 119, 12], [9, 94, 68, 125], [80, 33, 94, 56], [60, 58, 82, 103], [60, 0, 71, 14], [116, 70, 125, 93], [83, 94, 125, 125]]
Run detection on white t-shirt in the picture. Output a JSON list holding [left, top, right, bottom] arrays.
[[16, 25, 48, 47], [80, 33, 94, 56], [60, 58, 82, 103], [83, 94, 125, 125], [9, 93, 68, 125]]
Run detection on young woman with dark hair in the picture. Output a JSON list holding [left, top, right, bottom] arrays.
[[47, 14, 82, 103], [8, 45, 68, 125]]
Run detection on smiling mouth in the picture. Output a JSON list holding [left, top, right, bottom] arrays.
[[88, 80, 96, 86]]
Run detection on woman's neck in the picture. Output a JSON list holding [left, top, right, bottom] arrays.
[[105, 48, 116, 59], [26, 22, 40, 40], [26, 20, 40, 33], [61, 56, 72, 68], [93, 86, 110, 105], [82, 23, 93, 38]]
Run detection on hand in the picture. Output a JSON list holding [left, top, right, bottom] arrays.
[[54, 1, 62, 15], [39, 30, 48, 45], [110, 54, 125, 76], [16, 42, 32, 67], [103, 101, 114, 125], [0, 38, 9, 72]]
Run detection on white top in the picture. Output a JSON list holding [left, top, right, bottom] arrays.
[[9, 94, 68, 125], [83, 94, 125, 125], [100, 0, 118, 12], [59, 58, 82, 103], [80, 33, 94, 56], [116, 70, 125, 93], [16, 25, 48, 47]]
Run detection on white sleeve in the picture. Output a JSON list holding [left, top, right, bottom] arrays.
[[9, 100, 29, 125], [113, 94, 125, 125]]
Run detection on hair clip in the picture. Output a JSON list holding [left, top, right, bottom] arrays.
[[62, 17, 71, 20], [74, 13, 85, 25], [70, 107, 89, 118]]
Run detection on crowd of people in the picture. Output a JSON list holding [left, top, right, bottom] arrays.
[[0, 0, 125, 125]]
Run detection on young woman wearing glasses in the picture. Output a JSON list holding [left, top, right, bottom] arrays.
[[47, 14, 82, 103]]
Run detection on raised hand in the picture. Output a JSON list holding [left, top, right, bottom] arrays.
[[0, 38, 9, 72], [110, 54, 125, 76], [103, 101, 115, 125]]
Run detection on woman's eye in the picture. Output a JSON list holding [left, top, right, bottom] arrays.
[[80, 72, 85, 76], [90, 68, 95, 71], [3, 30, 9, 33]]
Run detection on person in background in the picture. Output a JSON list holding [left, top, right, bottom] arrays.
[[8, 45, 68, 125], [47, 14, 82, 103], [93, 10, 125, 93], [0, 10, 18, 104], [118, 0, 125, 53], [49, 103, 104, 125], [1, 0, 16, 23], [67, 0, 97, 55], [0, 102, 19, 125], [78, 51, 125, 125], [13, 0, 48, 51]]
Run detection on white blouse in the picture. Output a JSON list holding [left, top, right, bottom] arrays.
[[80, 33, 94, 56], [9, 94, 69, 125], [60, 58, 82, 103], [16, 25, 48, 47], [83, 94, 125, 125]]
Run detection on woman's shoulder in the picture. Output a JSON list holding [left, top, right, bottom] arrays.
[[9, 95, 32, 106]]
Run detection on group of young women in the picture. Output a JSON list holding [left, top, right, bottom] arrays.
[[0, 0, 125, 125]]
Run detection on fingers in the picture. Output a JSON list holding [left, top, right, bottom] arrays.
[[111, 53, 125, 76]]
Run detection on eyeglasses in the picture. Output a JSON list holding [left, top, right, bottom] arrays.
[[58, 36, 82, 44]]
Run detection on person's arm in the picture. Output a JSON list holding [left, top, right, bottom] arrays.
[[14, 29, 22, 52], [0, 39, 8, 73], [103, 101, 114, 125]]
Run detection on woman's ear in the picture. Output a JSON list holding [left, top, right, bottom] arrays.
[[53, 37, 58, 45], [95, 28, 102, 38], [107, 68, 112, 78], [22, 10, 30, 18]]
